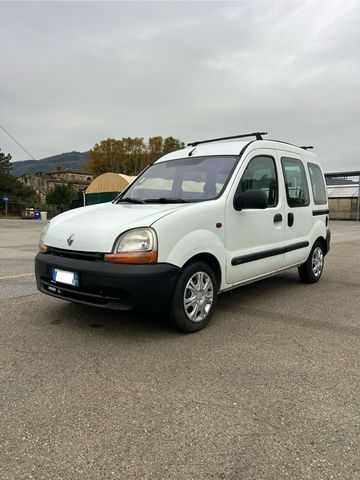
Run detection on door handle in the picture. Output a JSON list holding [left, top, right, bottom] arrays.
[[273, 214, 283, 223], [288, 213, 294, 227]]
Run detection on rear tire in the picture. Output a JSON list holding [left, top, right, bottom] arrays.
[[168, 261, 218, 333], [298, 240, 324, 284]]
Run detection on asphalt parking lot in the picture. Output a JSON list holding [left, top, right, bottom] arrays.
[[0, 219, 359, 480]]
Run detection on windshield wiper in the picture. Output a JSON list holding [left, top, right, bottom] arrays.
[[143, 198, 190, 204], [117, 197, 145, 204]]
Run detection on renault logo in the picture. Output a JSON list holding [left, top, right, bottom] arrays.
[[67, 234, 74, 246]]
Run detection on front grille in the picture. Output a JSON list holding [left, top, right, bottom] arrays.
[[48, 247, 104, 262], [40, 279, 134, 310]]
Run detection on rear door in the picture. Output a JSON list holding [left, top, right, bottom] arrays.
[[225, 150, 285, 284], [280, 154, 313, 267]]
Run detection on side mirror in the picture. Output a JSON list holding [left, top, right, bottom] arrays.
[[234, 189, 268, 211]]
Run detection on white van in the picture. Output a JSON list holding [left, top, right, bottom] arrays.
[[36, 132, 330, 332]]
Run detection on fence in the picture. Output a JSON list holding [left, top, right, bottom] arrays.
[[328, 197, 360, 221], [0, 202, 68, 220]]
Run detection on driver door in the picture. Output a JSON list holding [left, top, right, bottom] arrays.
[[225, 151, 285, 285]]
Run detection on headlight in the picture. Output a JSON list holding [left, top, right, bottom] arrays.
[[39, 222, 50, 253], [104, 228, 158, 264], [115, 228, 156, 252]]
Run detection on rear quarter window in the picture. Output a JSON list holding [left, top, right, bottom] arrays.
[[307, 162, 327, 205]]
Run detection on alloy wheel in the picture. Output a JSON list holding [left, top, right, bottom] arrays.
[[183, 271, 214, 322], [312, 246, 324, 278]]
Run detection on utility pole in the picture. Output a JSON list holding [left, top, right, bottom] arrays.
[[357, 175, 360, 222]]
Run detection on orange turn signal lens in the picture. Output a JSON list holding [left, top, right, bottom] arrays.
[[104, 251, 158, 264], [39, 245, 49, 253]]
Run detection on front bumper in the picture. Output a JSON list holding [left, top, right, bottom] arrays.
[[35, 252, 180, 311]]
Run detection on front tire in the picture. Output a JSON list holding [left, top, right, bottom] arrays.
[[298, 240, 324, 284], [168, 261, 218, 333]]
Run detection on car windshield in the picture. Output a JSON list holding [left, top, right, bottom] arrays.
[[117, 155, 238, 203]]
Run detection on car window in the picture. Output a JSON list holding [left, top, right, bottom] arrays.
[[238, 155, 278, 207], [281, 157, 310, 207], [120, 155, 239, 202], [307, 162, 327, 205]]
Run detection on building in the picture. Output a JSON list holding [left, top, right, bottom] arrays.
[[325, 171, 360, 221], [84, 173, 136, 205], [327, 184, 360, 220], [18, 168, 93, 203]]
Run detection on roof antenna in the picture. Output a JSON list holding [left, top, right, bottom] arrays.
[[188, 147, 196, 157]]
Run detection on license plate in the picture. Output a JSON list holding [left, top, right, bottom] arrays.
[[51, 267, 79, 287]]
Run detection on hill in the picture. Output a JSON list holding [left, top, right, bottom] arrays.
[[11, 151, 89, 177]]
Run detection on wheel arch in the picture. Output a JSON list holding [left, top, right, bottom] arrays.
[[315, 235, 328, 256], [182, 253, 222, 291]]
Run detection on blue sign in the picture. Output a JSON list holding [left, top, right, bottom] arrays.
[[2, 196, 8, 203]]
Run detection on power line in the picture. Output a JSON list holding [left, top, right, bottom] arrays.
[[0, 122, 36, 160]]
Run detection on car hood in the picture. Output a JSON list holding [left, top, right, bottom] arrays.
[[45, 202, 186, 252]]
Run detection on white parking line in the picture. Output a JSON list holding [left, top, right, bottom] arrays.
[[0, 273, 35, 280]]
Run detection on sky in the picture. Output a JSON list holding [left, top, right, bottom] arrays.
[[0, 0, 359, 172]]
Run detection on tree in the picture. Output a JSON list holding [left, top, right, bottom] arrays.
[[0, 172, 39, 203], [144, 136, 185, 172], [84, 136, 185, 177], [147, 136, 164, 164], [121, 137, 146, 175], [0, 149, 12, 175], [46, 185, 77, 209], [84, 138, 125, 177], [163, 136, 185, 155], [0, 148, 40, 203]]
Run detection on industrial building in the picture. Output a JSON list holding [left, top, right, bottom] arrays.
[[325, 171, 360, 221], [84, 173, 136, 205]]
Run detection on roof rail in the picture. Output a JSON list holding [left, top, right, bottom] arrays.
[[187, 132, 267, 147], [300, 146, 314, 150]]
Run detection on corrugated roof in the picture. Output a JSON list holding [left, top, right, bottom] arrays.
[[327, 185, 359, 198]]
